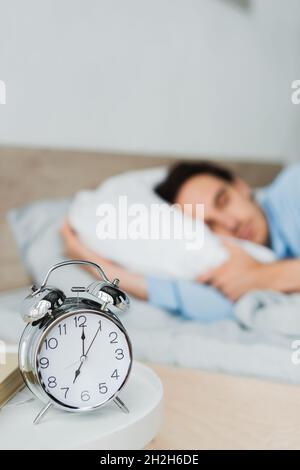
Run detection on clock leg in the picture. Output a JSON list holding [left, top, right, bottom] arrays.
[[113, 396, 129, 414], [33, 402, 52, 425]]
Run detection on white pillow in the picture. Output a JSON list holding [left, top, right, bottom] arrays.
[[68, 167, 275, 280]]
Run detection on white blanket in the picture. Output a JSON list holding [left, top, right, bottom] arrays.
[[235, 290, 300, 337]]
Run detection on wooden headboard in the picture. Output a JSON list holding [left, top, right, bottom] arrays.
[[0, 146, 282, 291]]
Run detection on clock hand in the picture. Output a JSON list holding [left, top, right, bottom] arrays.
[[72, 327, 86, 383], [81, 326, 86, 356], [72, 321, 101, 384], [85, 320, 102, 357], [73, 356, 85, 383], [65, 359, 80, 370]]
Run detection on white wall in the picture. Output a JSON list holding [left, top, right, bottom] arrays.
[[0, 0, 299, 161]]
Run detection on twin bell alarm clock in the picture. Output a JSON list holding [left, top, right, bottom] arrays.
[[18, 260, 132, 424]]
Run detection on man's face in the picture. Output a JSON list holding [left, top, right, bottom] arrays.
[[175, 174, 269, 245]]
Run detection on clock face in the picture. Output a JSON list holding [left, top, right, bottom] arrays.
[[36, 311, 132, 410]]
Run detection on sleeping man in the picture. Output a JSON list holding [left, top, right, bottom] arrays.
[[61, 161, 300, 322]]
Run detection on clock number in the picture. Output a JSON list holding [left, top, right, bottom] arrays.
[[74, 315, 87, 328], [58, 324, 67, 335], [48, 376, 57, 388], [60, 387, 69, 399], [111, 369, 120, 380], [44, 338, 58, 350], [115, 349, 124, 360], [99, 383, 108, 394], [39, 357, 49, 369], [81, 390, 91, 402], [109, 331, 118, 344]]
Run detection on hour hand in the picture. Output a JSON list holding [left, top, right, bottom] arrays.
[[73, 367, 81, 384], [73, 360, 84, 383]]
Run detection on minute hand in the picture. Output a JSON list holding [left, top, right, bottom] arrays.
[[73, 321, 102, 384], [85, 321, 102, 357]]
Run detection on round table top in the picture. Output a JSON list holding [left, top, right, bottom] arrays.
[[0, 361, 163, 450]]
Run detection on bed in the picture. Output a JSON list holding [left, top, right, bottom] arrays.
[[3, 146, 296, 385]]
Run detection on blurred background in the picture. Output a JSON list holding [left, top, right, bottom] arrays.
[[0, 0, 300, 289], [0, 0, 299, 160]]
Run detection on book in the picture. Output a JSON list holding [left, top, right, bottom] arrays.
[[0, 353, 24, 409]]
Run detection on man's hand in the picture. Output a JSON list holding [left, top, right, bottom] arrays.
[[197, 241, 264, 301]]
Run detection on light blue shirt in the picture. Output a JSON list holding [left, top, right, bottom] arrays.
[[147, 276, 233, 322], [258, 163, 300, 259], [146, 163, 300, 322]]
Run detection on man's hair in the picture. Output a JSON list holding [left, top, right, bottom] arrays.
[[155, 161, 235, 203]]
